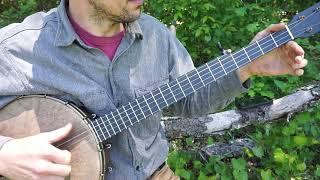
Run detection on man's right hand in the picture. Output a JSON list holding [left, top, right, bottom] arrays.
[[0, 124, 72, 180]]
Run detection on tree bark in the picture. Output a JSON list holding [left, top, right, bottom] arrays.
[[162, 82, 320, 139]]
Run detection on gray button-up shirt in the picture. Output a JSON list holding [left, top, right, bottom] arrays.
[[0, 0, 248, 179]]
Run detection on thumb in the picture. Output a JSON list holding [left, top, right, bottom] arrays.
[[41, 123, 72, 144]]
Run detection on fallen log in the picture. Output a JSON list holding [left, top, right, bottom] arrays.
[[162, 82, 320, 139]]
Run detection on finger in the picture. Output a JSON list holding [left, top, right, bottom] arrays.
[[292, 57, 308, 69], [38, 175, 65, 180], [252, 23, 287, 42], [285, 41, 305, 57], [41, 123, 72, 144], [295, 69, 304, 76], [265, 22, 286, 33], [44, 163, 71, 177], [45, 147, 71, 165]]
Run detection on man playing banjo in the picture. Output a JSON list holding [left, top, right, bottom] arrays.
[[0, 0, 307, 179]]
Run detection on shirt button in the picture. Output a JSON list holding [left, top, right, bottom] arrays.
[[108, 167, 113, 172]]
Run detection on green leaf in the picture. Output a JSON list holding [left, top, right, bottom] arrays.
[[273, 148, 287, 164], [260, 91, 275, 98], [248, 90, 255, 97], [315, 165, 320, 177], [246, 23, 259, 33], [274, 80, 287, 91], [232, 158, 248, 180], [203, 3, 215, 11], [186, 137, 194, 146], [176, 168, 192, 180], [252, 146, 264, 158], [235, 7, 247, 16], [198, 171, 208, 180], [207, 137, 214, 145], [261, 169, 274, 180], [296, 162, 306, 171], [193, 160, 203, 170], [293, 136, 309, 146], [204, 35, 212, 42]]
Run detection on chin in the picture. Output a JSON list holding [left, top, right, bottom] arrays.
[[124, 11, 141, 22]]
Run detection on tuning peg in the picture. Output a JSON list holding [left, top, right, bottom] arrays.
[[216, 42, 232, 55]]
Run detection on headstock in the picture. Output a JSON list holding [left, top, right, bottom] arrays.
[[289, 2, 320, 38]]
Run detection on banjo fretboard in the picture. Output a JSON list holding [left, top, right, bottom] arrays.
[[87, 21, 300, 142]]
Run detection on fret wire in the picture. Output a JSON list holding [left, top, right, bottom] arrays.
[[176, 79, 186, 97], [151, 92, 161, 110], [256, 41, 264, 54], [184, 31, 288, 106], [232, 51, 246, 65], [123, 105, 133, 126], [135, 99, 146, 118], [92, 32, 293, 134], [230, 53, 239, 69], [206, 63, 216, 81], [243, 48, 251, 62], [105, 114, 116, 135], [100, 117, 111, 138], [167, 84, 177, 102], [91, 121, 103, 142], [143, 95, 153, 115], [285, 25, 294, 40], [129, 102, 139, 122], [185, 74, 195, 91], [158, 87, 168, 106], [217, 57, 227, 75], [111, 112, 121, 132], [195, 69, 205, 86], [270, 34, 278, 47], [116, 109, 127, 129], [141, 33, 291, 121], [97, 117, 107, 140]]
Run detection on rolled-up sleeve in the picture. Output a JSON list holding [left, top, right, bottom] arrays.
[[0, 136, 13, 150], [167, 32, 250, 117], [0, 45, 27, 149]]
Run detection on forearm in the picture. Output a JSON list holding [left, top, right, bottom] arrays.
[[172, 71, 250, 117], [237, 66, 252, 83]]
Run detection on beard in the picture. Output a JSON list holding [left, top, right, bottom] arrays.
[[88, 0, 141, 24]]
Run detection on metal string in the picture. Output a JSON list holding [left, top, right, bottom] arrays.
[[56, 13, 317, 148], [92, 10, 317, 135]]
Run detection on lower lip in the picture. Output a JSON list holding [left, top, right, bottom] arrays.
[[129, 0, 144, 6]]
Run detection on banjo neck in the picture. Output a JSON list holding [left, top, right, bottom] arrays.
[[91, 28, 294, 142], [90, 2, 320, 143]]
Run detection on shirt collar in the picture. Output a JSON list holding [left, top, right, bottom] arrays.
[[54, 0, 143, 47]]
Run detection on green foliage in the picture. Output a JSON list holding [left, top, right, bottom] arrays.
[[168, 106, 320, 179], [0, 0, 59, 27], [1, 0, 320, 179], [152, 0, 320, 178]]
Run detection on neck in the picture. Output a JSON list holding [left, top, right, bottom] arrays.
[[68, 0, 124, 37]]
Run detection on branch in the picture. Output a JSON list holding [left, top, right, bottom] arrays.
[[162, 81, 320, 139], [199, 138, 256, 161]]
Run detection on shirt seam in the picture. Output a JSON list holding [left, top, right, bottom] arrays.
[[0, 19, 58, 45]]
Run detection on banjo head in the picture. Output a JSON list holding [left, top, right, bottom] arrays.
[[0, 95, 106, 180]]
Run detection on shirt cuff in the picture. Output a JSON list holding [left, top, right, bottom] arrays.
[[217, 71, 251, 96], [0, 136, 13, 150]]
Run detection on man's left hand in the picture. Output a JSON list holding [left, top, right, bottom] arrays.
[[238, 23, 307, 82]]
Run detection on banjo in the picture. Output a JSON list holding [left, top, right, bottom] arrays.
[[0, 3, 319, 180]]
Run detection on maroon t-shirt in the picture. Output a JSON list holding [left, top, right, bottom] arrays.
[[69, 16, 124, 61]]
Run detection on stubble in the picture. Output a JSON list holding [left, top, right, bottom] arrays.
[[88, 0, 140, 24]]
